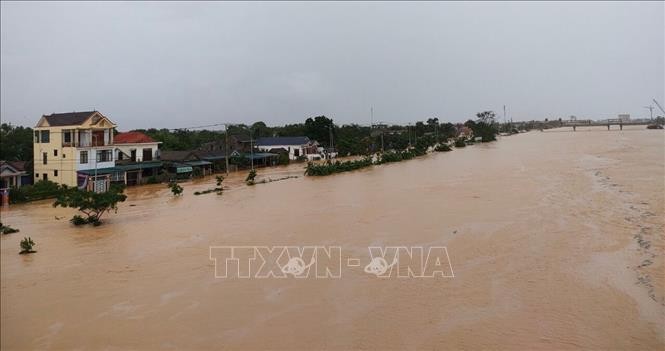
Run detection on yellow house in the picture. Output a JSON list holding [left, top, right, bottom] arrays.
[[33, 111, 116, 187]]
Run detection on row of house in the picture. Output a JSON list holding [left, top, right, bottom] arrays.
[[25, 110, 333, 191]]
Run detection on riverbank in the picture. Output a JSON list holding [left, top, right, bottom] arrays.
[[1, 126, 663, 349]]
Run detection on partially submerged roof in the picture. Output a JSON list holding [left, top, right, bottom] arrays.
[[114, 131, 157, 144], [256, 136, 310, 146], [159, 150, 199, 162], [194, 149, 228, 161], [36, 111, 115, 128]]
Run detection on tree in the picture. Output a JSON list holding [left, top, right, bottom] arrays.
[[415, 121, 426, 137], [476, 111, 496, 124], [426, 117, 439, 134], [246, 169, 257, 185], [439, 123, 457, 140], [467, 111, 498, 142], [251, 121, 271, 138], [168, 181, 183, 196], [19, 237, 36, 254], [305, 116, 335, 146], [0, 123, 34, 162], [53, 185, 128, 225]]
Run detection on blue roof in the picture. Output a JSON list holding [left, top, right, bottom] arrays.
[[256, 136, 310, 146]]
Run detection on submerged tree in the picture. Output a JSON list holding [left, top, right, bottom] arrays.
[[245, 169, 257, 185], [53, 185, 128, 226], [168, 181, 184, 196], [0, 222, 20, 234], [19, 237, 36, 254], [468, 111, 498, 142]]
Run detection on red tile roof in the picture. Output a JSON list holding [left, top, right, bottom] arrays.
[[114, 131, 156, 144]]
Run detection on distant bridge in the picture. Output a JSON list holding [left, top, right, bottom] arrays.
[[560, 119, 653, 131]]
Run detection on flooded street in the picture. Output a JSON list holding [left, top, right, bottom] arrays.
[[1, 126, 663, 349]]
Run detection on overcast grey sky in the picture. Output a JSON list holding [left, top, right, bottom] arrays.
[[1, 1, 663, 130]]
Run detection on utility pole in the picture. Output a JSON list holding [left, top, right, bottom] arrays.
[[249, 127, 254, 171], [503, 105, 506, 124], [408, 123, 411, 146], [644, 106, 654, 120], [381, 129, 384, 152], [224, 124, 230, 176], [370, 107, 374, 128]]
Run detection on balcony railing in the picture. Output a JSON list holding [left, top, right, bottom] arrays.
[[64, 140, 111, 148]]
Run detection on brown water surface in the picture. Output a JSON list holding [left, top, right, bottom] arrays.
[[1, 126, 664, 349]]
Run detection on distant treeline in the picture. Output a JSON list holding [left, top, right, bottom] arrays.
[[136, 114, 493, 156], [1, 111, 581, 162], [136, 116, 462, 156]]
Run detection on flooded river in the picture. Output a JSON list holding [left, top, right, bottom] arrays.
[[1, 126, 663, 349]]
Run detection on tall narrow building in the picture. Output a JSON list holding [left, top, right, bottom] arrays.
[[33, 111, 116, 187]]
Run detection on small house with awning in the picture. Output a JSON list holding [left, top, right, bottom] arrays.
[[77, 160, 163, 188], [160, 150, 212, 179]]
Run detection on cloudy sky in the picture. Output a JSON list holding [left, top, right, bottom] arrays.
[[1, 1, 663, 129]]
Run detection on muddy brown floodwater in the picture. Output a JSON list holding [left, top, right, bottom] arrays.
[[1, 126, 664, 350]]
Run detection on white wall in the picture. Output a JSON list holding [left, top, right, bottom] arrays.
[[75, 147, 115, 171], [115, 143, 160, 162], [257, 144, 305, 160]]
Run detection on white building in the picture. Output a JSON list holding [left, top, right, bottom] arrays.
[[113, 131, 161, 163], [617, 114, 631, 122], [255, 136, 321, 161]]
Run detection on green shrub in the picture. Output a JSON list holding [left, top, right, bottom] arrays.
[[9, 180, 63, 204], [246, 169, 257, 185], [146, 175, 159, 184], [277, 153, 290, 165], [435, 144, 452, 152], [305, 157, 373, 176], [454, 139, 466, 148], [70, 215, 88, 226], [19, 237, 36, 254], [377, 150, 417, 164], [168, 181, 183, 196], [0, 222, 20, 234]]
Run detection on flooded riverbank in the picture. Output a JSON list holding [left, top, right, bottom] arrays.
[[2, 126, 664, 349]]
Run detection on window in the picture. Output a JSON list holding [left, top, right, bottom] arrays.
[[143, 148, 152, 161], [43, 152, 47, 165], [40, 130, 50, 143], [63, 130, 72, 144], [34, 131, 40, 143], [97, 149, 112, 162], [35, 173, 39, 178], [43, 174, 48, 182], [54, 149, 58, 157], [54, 170, 58, 177], [80, 151, 88, 164]]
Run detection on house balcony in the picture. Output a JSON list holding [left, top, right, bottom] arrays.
[[62, 129, 113, 148]]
